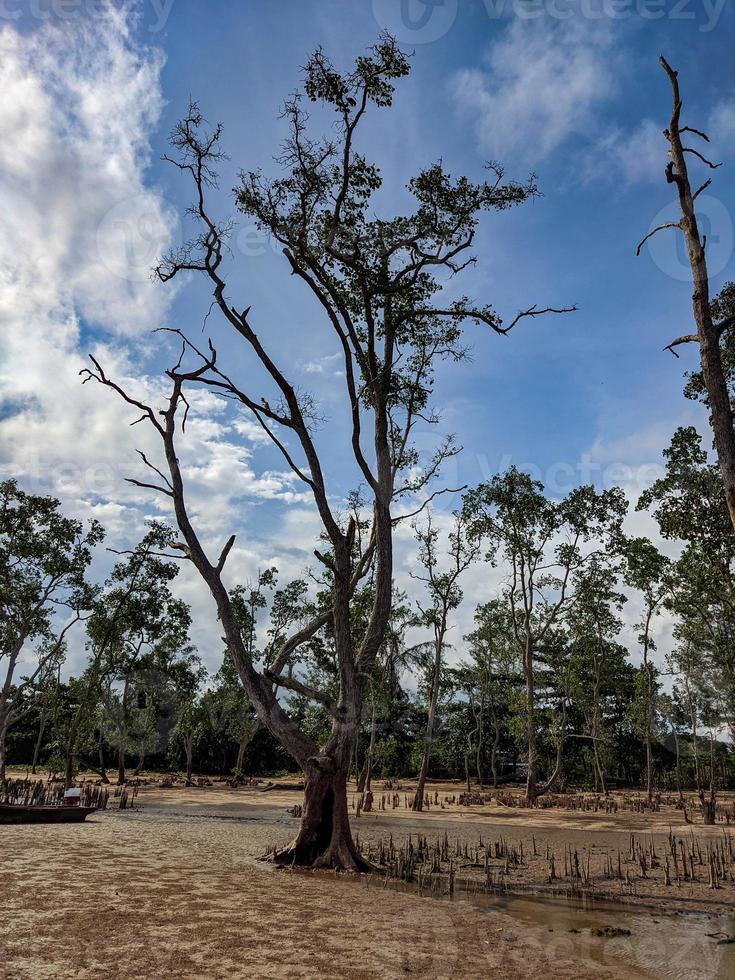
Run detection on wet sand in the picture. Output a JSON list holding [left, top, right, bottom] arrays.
[[1, 777, 734, 979]]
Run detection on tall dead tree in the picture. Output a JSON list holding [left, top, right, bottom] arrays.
[[638, 56, 735, 531], [84, 36, 572, 868]]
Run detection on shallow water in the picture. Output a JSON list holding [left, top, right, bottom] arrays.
[[474, 891, 735, 979], [368, 875, 735, 979]]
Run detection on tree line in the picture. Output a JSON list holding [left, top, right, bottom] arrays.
[[3, 427, 733, 814]]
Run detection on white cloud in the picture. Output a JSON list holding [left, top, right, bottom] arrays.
[[451, 18, 614, 165], [708, 96, 735, 157], [584, 118, 664, 186], [301, 352, 342, 375], [0, 12, 313, 674], [0, 10, 175, 530]]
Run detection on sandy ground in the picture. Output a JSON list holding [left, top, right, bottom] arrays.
[[1, 776, 734, 979]]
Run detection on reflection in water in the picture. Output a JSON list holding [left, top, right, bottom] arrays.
[[367, 874, 735, 980], [478, 891, 734, 980]]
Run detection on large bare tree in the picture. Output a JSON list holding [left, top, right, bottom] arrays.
[[638, 57, 735, 531], [84, 36, 571, 868]]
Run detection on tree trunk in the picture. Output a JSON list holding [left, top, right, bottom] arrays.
[[490, 712, 500, 789], [185, 736, 194, 785], [699, 731, 718, 825], [134, 751, 145, 777], [645, 731, 653, 802], [358, 700, 377, 799], [674, 730, 683, 802], [273, 751, 368, 871], [235, 720, 260, 775], [700, 789, 716, 825], [690, 701, 701, 792], [592, 738, 607, 796], [117, 747, 126, 785], [64, 748, 74, 790], [98, 742, 109, 784], [642, 637, 655, 803], [0, 722, 7, 782], [413, 633, 443, 812], [524, 636, 538, 805], [31, 709, 46, 775]]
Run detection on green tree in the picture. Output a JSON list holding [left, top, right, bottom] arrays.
[[463, 468, 626, 803], [410, 511, 478, 810], [620, 536, 671, 800], [462, 598, 520, 788], [85, 36, 571, 866], [0, 480, 102, 779]]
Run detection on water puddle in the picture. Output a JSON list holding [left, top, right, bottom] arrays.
[[360, 874, 735, 979]]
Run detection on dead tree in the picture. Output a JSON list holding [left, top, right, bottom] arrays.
[[84, 36, 572, 869], [638, 56, 735, 531]]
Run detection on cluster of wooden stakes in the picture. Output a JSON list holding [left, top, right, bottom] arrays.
[[345, 827, 735, 900]]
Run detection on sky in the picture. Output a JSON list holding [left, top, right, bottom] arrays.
[[1, 0, 734, 678]]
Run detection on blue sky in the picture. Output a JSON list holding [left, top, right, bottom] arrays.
[[1, 0, 733, 672], [150, 0, 734, 493]]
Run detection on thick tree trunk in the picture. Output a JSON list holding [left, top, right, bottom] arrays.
[[273, 752, 368, 871], [117, 748, 126, 785], [134, 751, 145, 777]]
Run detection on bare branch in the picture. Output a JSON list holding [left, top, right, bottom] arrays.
[[125, 477, 174, 497], [636, 221, 681, 256], [692, 178, 712, 201], [682, 147, 722, 169], [393, 486, 468, 524], [216, 534, 236, 573], [664, 334, 699, 357], [680, 125, 710, 142], [502, 304, 578, 334]]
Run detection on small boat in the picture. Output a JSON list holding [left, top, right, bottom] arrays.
[[0, 804, 98, 825]]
